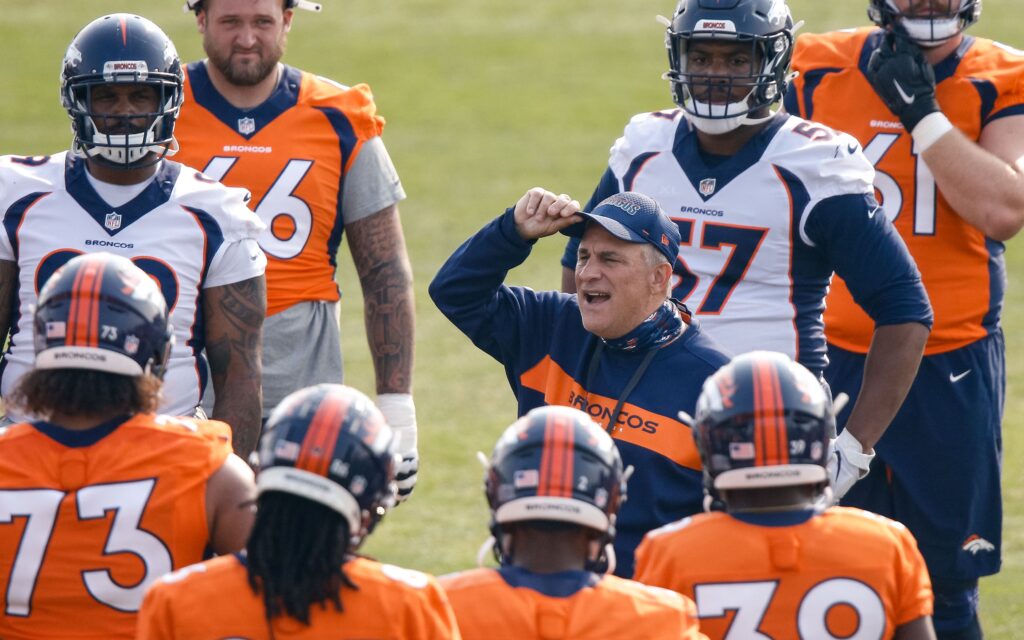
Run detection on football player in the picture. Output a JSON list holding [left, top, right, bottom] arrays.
[[0, 252, 255, 639], [559, 0, 933, 501], [784, 2, 1024, 636], [634, 351, 935, 640], [137, 384, 459, 639], [440, 405, 707, 640], [175, 0, 419, 501], [0, 14, 267, 456]]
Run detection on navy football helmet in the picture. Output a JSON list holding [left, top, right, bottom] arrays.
[[665, 0, 794, 133], [484, 406, 627, 571], [34, 252, 172, 379], [694, 351, 833, 501], [258, 384, 399, 548], [869, 0, 981, 46], [60, 14, 184, 168]]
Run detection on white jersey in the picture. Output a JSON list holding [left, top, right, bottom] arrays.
[[604, 111, 876, 369], [0, 152, 266, 421]]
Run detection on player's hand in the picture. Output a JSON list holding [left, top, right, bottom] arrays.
[[826, 429, 875, 501], [377, 393, 418, 504], [513, 188, 582, 241], [865, 30, 941, 133]]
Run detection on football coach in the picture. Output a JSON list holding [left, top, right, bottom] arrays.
[[430, 188, 730, 577]]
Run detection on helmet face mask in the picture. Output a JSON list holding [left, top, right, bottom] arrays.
[[868, 0, 981, 46], [61, 14, 184, 169], [258, 384, 399, 549], [694, 351, 834, 511], [665, 0, 794, 133], [484, 406, 627, 572]]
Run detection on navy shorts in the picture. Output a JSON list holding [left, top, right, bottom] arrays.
[[825, 330, 1004, 582]]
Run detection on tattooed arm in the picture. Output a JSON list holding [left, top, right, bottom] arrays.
[[203, 274, 266, 457], [0, 260, 17, 394], [346, 204, 415, 394]]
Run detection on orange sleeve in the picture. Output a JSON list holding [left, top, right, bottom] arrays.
[[136, 582, 176, 640], [307, 77, 386, 140], [633, 528, 687, 592], [787, 36, 811, 118], [987, 53, 1024, 120], [788, 29, 872, 120], [401, 576, 462, 640], [894, 525, 934, 626], [195, 418, 233, 474]]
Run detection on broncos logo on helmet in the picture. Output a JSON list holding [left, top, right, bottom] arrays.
[[257, 384, 399, 548], [33, 252, 173, 379], [483, 405, 628, 572], [693, 351, 834, 503]]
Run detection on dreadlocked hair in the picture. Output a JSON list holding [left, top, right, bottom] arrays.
[[246, 491, 359, 625]]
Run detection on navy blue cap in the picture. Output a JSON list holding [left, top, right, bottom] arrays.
[[562, 192, 680, 266]]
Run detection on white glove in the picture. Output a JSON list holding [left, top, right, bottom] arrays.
[[377, 393, 418, 504], [827, 429, 875, 501]]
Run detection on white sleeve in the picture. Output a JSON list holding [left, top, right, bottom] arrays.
[[608, 110, 681, 181], [0, 161, 20, 261], [203, 238, 266, 288]]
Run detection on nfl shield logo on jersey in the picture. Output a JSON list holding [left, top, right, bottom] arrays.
[[104, 212, 122, 231], [699, 178, 717, 196], [237, 117, 256, 135]]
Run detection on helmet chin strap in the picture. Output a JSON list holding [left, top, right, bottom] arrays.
[[476, 535, 497, 567]]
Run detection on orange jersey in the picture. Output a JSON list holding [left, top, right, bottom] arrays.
[[175, 63, 389, 315], [787, 29, 1024, 354], [0, 414, 231, 639], [137, 554, 460, 639], [439, 566, 706, 640], [634, 507, 933, 640]]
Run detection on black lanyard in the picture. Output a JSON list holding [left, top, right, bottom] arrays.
[[584, 340, 661, 435]]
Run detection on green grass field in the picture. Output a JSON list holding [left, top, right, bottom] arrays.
[[1, 0, 1020, 633]]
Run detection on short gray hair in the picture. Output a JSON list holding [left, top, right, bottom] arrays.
[[643, 244, 674, 296]]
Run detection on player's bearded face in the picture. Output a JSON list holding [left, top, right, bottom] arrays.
[[895, 0, 957, 17], [202, 1, 291, 87]]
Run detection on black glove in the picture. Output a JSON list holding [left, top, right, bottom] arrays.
[[865, 31, 941, 132]]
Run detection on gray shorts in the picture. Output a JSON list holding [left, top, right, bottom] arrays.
[[261, 300, 344, 418]]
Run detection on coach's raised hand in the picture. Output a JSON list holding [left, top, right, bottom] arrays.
[[513, 188, 582, 240]]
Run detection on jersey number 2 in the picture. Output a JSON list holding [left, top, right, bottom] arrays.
[[0, 480, 173, 616], [201, 157, 315, 260]]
